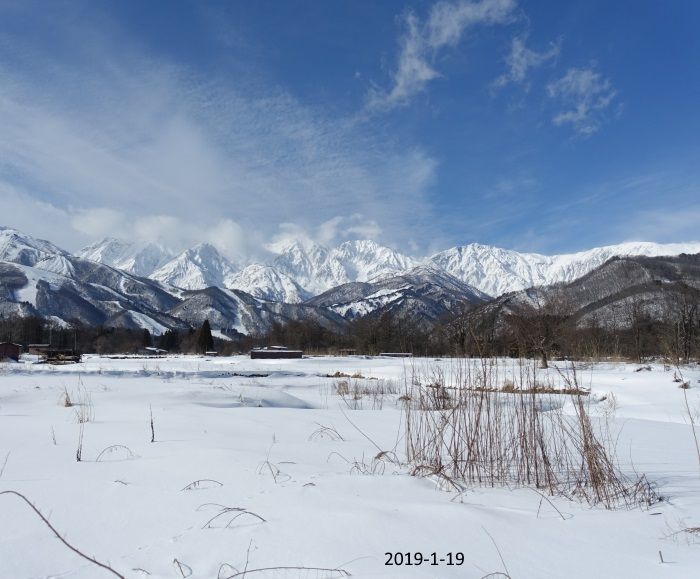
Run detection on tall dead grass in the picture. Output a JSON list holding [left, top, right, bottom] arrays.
[[403, 358, 657, 509]]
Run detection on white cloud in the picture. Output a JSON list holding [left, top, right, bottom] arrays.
[[367, 0, 517, 111], [317, 217, 346, 246], [547, 66, 617, 135], [346, 214, 383, 240], [0, 6, 439, 255], [268, 214, 385, 252], [494, 34, 560, 88], [70, 208, 127, 240], [619, 206, 700, 244]]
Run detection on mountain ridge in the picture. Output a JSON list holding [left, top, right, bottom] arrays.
[[1, 225, 699, 336], [76, 232, 700, 301]]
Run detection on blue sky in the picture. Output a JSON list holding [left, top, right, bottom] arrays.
[[0, 0, 698, 258]]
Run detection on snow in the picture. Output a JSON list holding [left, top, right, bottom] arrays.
[[333, 290, 404, 318], [1, 356, 699, 578], [0, 226, 68, 267], [273, 239, 418, 296], [79, 238, 174, 277], [211, 330, 233, 341], [34, 254, 76, 278], [227, 264, 310, 304], [150, 243, 238, 290], [127, 311, 169, 335], [10, 262, 67, 306]]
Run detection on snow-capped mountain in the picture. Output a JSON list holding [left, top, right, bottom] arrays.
[[0, 226, 68, 266], [227, 264, 311, 303], [273, 239, 417, 295], [150, 243, 238, 290], [78, 238, 174, 277], [4, 225, 700, 335], [430, 241, 700, 297], [0, 255, 185, 332]]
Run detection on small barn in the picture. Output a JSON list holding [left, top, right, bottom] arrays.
[[250, 346, 303, 359], [0, 342, 21, 362], [28, 344, 51, 356]]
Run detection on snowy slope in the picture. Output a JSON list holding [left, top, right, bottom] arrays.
[[430, 241, 700, 296], [273, 239, 417, 295], [226, 264, 311, 303], [0, 257, 185, 331], [78, 237, 174, 277], [150, 243, 238, 290], [0, 226, 68, 266]]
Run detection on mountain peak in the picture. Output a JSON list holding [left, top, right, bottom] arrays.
[[150, 243, 237, 290], [78, 237, 174, 277], [0, 227, 67, 267]]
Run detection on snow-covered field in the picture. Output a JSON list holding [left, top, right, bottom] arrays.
[[1, 355, 699, 578]]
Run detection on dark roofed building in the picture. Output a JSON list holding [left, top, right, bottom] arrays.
[[0, 342, 21, 361], [250, 346, 303, 359]]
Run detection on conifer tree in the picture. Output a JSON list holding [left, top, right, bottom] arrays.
[[197, 319, 214, 353]]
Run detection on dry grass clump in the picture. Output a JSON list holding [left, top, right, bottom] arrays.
[[494, 380, 588, 396], [60, 385, 95, 423], [333, 377, 399, 410], [404, 358, 658, 509], [327, 370, 368, 379], [60, 386, 73, 407]]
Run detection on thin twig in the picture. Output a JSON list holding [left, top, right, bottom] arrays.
[[0, 490, 125, 578], [530, 487, 567, 521], [95, 445, 135, 462], [173, 558, 192, 577], [149, 404, 155, 443], [339, 406, 383, 454], [682, 386, 700, 474], [0, 451, 9, 478], [482, 527, 510, 579], [181, 479, 223, 491]]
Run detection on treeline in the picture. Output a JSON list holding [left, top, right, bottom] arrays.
[[1, 293, 698, 362], [256, 292, 699, 363], [454, 293, 700, 365], [258, 314, 452, 356], [0, 317, 220, 356], [0, 314, 449, 357]]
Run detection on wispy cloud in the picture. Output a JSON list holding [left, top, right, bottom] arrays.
[[618, 206, 700, 243], [546, 65, 617, 135], [267, 215, 384, 253], [494, 34, 560, 89], [366, 0, 517, 112], [0, 5, 438, 257]]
